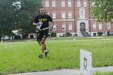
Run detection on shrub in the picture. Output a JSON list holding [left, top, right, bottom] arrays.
[[51, 32, 56, 37], [97, 32, 103, 36], [66, 32, 71, 37]]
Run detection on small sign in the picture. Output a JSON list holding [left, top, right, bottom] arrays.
[[80, 49, 92, 75]]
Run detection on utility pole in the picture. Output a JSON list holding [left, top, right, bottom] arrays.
[[73, 0, 76, 37], [88, 0, 91, 36]]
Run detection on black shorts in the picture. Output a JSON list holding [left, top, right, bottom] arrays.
[[37, 29, 49, 41]]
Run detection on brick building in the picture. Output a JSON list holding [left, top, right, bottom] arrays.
[[41, 0, 113, 37]]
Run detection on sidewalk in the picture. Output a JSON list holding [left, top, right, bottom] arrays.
[[10, 69, 80, 75], [10, 66, 113, 75]]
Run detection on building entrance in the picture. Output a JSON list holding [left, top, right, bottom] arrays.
[[80, 22, 86, 31]]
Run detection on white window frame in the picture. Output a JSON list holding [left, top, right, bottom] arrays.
[[68, 0, 72, 7], [62, 11, 66, 19], [79, 7, 85, 19], [52, 11, 56, 19], [62, 22, 66, 30], [61, 0, 65, 7], [99, 23, 102, 30], [52, 0, 56, 7], [83, 0, 87, 7], [45, 0, 49, 7], [93, 23, 96, 30], [69, 22, 72, 30], [77, 0, 81, 7], [68, 11, 72, 18], [53, 24, 57, 31], [107, 22, 111, 29]]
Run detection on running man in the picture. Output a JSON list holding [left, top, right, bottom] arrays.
[[33, 7, 53, 58]]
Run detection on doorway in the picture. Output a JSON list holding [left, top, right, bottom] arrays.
[[80, 22, 86, 31]]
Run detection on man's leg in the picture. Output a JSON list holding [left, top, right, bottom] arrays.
[[39, 30, 49, 58], [41, 36, 46, 54], [39, 35, 47, 58], [41, 37, 48, 57], [36, 32, 42, 45]]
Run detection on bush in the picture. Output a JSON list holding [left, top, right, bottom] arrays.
[[51, 32, 56, 37], [97, 32, 103, 36], [66, 32, 71, 37]]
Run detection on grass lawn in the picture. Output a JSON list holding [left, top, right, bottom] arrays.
[[94, 72, 113, 75], [0, 36, 113, 74]]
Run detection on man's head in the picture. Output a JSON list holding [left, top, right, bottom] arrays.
[[39, 7, 46, 15]]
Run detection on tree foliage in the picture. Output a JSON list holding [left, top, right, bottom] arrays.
[[91, 0, 113, 22], [17, 0, 42, 35], [0, 0, 14, 36], [0, 0, 41, 39]]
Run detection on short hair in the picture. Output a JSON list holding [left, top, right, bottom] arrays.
[[39, 7, 47, 13], [39, 7, 46, 10]]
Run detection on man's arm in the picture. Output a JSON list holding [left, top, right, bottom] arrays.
[[48, 15, 53, 31], [33, 22, 38, 26], [33, 16, 39, 26], [49, 21, 54, 31]]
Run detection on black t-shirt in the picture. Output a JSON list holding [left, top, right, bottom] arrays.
[[33, 14, 53, 29]]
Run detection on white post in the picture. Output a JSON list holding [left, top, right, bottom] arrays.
[[1, 36, 3, 42], [80, 49, 92, 75]]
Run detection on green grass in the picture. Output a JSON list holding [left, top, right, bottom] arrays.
[[0, 36, 113, 74], [94, 72, 113, 75]]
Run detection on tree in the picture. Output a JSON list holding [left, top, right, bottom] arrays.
[[14, 0, 42, 38], [91, 0, 113, 22], [0, 0, 15, 41], [0, 0, 41, 40]]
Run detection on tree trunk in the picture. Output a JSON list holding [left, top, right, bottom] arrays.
[[0, 36, 1, 41]]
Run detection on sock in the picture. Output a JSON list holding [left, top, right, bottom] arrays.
[[45, 50, 48, 52], [41, 53, 44, 55]]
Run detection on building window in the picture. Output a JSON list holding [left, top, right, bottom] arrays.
[[61, 0, 65, 7], [93, 23, 96, 30], [68, 11, 72, 18], [83, 0, 87, 7], [62, 22, 66, 30], [52, 0, 56, 7], [68, 0, 72, 7], [77, 0, 81, 7], [107, 22, 111, 29], [68, 22, 72, 30], [53, 24, 57, 31], [99, 23, 102, 30], [52, 11, 56, 18], [79, 7, 85, 19], [62, 11, 66, 19], [45, 0, 49, 7]]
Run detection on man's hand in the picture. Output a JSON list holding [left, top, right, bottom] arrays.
[[38, 22, 43, 26], [49, 22, 53, 31], [50, 26, 53, 31], [33, 22, 43, 26], [33, 22, 38, 26], [33, 22, 43, 31]]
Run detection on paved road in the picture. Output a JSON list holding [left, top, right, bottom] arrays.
[[10, 66, 113, 75]]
